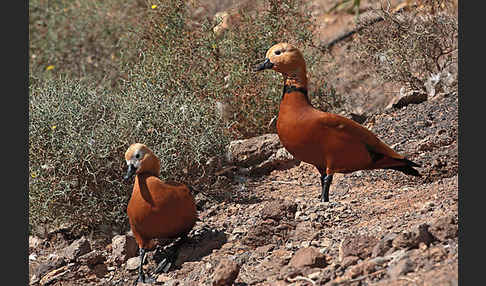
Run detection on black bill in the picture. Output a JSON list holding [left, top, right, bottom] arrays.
[[255, 58, 274, 71], [124, 164, 137, 180]]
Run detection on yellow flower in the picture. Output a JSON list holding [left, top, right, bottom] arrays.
[[46, 65, 55, 71], [51, 125, 57, 130], [31, 172, 38, 178], [151, 4, 157, 9]]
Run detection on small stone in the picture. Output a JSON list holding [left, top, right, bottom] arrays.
[[212, 258, 240, 286], [93, 263, 108, 278], [295, 211, 302, 220], [340, 256, 360, 268], [429, 215, 458, 242], [156, 274, 172, 283], [385, 249, 408, 265], [392, 224, 434, 249], [419, 242, 428, 250], [339, 235, 379, 261], [34, 254, 66, 279], [369, 256, 390, 266], [261, 199, 298, 221], [126, 257, 141, 271], [79, 250, 105, 267], [347, 260, 377, 279], [308, 271, 321, 280], [164, 279, 182, 286], [61, 236, 91, 262], [39, 265, 70, 286], [372, 233, 397, 257], [289, 247, 327, 268], [388, 258, 415, 278], [112, 234, 138, 265], [428, 246, 447, 262], [29, 235, 44, 251], [301, 241, 311, 248], [232, 227, 246, 234], [271, 248, 294, 266]]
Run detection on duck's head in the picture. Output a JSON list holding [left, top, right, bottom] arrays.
[[255, 43, 306, 75], [124, 143, 161, 180]]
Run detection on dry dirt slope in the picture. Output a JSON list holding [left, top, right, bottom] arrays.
[[178, 91, 458, 286], [29, 91, 458, 286]]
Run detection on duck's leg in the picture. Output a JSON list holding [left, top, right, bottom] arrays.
[[153, 234, 189, 274], [317, 167, 333, 202], [320, 174, 333, 203], [133, 248, 154, 285]]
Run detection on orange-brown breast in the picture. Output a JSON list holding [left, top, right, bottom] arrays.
[[277, 92, 405, 173], [127, 174, 197, 249]]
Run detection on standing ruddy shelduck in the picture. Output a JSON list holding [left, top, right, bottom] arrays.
[[124, 143, 197, 285], [255, 43, 421, 202]]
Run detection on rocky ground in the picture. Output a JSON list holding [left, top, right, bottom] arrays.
[[28, 1, 458, 285], [28, 91, 458, 286]]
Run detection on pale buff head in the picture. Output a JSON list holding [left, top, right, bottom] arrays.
[[124, 143, 161, 179], [255, 43, 307, 75]]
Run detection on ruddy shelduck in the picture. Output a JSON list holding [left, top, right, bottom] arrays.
[[124, 143, 197, 284], [255, 43, 421, 202]]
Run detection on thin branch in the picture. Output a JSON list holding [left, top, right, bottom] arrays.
[[286, 275, 316, 285]]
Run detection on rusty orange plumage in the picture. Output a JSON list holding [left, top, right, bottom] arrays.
[[124, 143, 197, 284], [256, 43, 421, 202]]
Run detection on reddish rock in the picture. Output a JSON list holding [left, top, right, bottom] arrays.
[[39, 265, 70, 286], [340, 256, 360, 268], [225, 134, 285, 167], [392, 224, 435, 249], [93, 263, 108, 278], [61, 236, 91, 262], [126, 256, 141, 271], [32, 254, 66, 284], [347, 260, 377, 279], [289, 247, 327, 269], [111, 234, 138, 265], [78, 250, 105, 267], [212, 258, 240, 286], [261, 200, 298, 221], [428, 246, 448, 262], [388, 258, 415, 278], [224, 133, 300, 175], [372, 233, 398, 257], [271, 248, 294, 266], [429, 215, 458, 242], [243, 221, 276, 247], [29, 235, 44, 252], [339, 235, 379, 261]]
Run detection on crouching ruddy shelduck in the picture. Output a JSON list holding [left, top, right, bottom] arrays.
[[124, 143, 197, 285]]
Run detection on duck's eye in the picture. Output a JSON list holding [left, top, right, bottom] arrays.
[[275, 50, 281, 55]]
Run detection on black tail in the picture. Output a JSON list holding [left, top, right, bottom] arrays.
[[385, 158, 422, 177]]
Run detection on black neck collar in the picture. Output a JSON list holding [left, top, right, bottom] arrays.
[[282, 85, 311, 105], [283, 84, 308, 96]]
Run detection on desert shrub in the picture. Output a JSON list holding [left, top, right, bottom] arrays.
[[29, 77, 228, 234], [28, 0, 342, 235], [28, 0, 147, 89], [353, 1, 458, 94], [124, 0, 325, 138]]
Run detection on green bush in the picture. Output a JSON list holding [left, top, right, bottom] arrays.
[[29, 0, 341, 235], [29, 0, 146, 89], [353, 2, 458, 93], [122, 0, 327, 138], [29, 77, 228, 234]]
